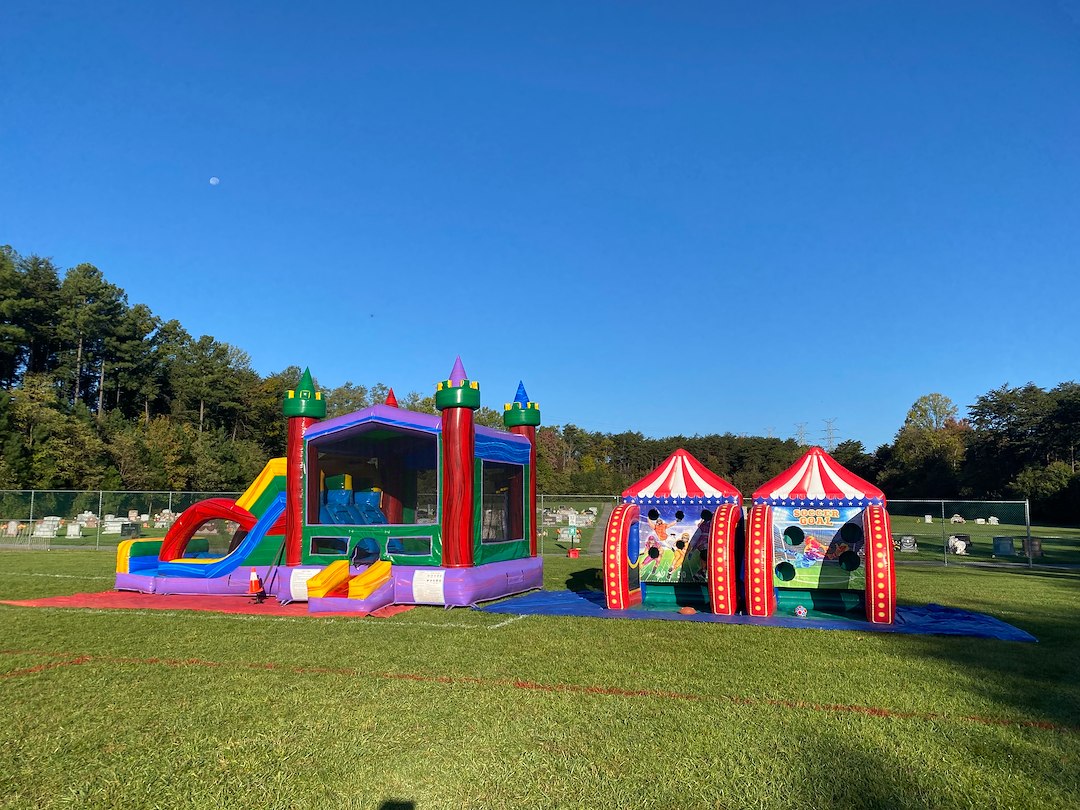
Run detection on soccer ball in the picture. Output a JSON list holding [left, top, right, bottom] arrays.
[[794, 605, 808, 618]]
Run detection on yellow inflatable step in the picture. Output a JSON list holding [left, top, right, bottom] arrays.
[[306, 560, 352, 599], [349, 560, 392, 600]]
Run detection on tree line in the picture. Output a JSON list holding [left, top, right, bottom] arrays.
[[1, 246, 1077, 520]]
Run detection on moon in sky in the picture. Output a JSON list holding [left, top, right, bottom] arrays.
[[209, 176, 220, 186]]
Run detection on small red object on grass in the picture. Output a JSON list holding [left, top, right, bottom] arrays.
[[567, 548, 580, 559]]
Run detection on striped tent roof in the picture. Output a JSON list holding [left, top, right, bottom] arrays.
[[622, 449, 741, 506], [752, 446, 884, 507]]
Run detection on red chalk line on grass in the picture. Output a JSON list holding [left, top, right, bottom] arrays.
[[0, 648, 1073, 735]]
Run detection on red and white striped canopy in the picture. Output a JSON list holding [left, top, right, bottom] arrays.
[[623, 449, 741, 505], [752, 446, 884, 506]]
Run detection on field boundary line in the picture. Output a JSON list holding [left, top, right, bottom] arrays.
[[487, 614, 528, 630], [0, 605, 484, 629], [0, 648, 1074, 735]]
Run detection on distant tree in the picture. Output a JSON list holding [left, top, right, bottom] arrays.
[[56, 263, 125, 408], [15, 254, 62, 375], [1046, 382, 1080, 472], [965, 383, 1053, 496], [0, 247, 26, 387], [1011, 461, 1072, 502], [106, 303, 161, 419], [831, 439, 878, 481], [882, 394, 968, 496]]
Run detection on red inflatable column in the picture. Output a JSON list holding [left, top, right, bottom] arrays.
[[436, 358, 480, 569], [503, 381, 541, 556], [745, 503, 775, 617], [283, 368, 325, 567], [864, 505, 897, 624]]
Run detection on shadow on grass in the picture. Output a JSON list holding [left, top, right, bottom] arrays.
[[897, 567, 1080, 731], [378, 801, 415, 810], [784, 728, 941, 809], [566, 566, 602, 592]]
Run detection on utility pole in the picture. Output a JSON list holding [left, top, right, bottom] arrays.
[[822, 418, 838, 452]]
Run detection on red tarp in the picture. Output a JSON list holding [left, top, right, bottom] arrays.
[[0, 591, 413, 618]]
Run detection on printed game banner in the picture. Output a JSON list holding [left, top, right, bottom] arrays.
[[636, 504, 712, 584], [770, 506, 866, 590]]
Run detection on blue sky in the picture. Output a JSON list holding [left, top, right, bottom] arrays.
[[3, 1, 1079, 449]]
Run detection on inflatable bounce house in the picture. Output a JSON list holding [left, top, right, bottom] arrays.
[[745, 447, 895, 624], [603, 449, 742, 615], [115, 359, 544, 613]]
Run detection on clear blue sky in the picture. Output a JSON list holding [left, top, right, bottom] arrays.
[[3, 1, 1079, 449]]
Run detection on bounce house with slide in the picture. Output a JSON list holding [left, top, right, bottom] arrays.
[[115, 359, 543, 613]]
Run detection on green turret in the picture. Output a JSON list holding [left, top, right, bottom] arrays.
[[283, 367, 326, 419], [435, 356, 480, 411], [503, 381, 540, 428]]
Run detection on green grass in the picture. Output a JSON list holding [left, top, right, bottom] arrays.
[[0, 552, 1078, 809]]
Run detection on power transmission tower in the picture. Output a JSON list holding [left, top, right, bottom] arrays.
[[794, 422, 808, 445], [822, 418, 838, 451]]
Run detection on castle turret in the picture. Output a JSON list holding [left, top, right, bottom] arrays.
[[436, 357, 480, 568], [504, 381, 541, 556], [283, 368, 325, 567]]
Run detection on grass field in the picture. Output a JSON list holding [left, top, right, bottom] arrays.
[[1, 551, 1078, 809]]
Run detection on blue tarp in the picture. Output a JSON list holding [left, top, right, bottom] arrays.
[[479, 590, 1037, 642]]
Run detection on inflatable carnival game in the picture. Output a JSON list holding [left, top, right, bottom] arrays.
[[745, 447, 896, 624], [603, 449, 742, 614], [116, 360, 545, 613]]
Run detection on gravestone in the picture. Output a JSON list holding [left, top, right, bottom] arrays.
[[992, 536, 1016, 556], [899, 535, 918, 553]]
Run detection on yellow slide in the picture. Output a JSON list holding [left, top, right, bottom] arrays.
[[305, 560, 351, 598], [349, 560, 392, 600], [236, 458, 287, 513]]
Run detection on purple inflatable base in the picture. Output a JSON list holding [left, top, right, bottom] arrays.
[[391, 557, 543, 607], [115, 556, 544, 610], [115, 568, 274, 596]]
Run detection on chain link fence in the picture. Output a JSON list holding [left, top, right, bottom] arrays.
[[887, 499, 1057, 568], [537, 495, 1077, 569], [4, 490, 1074, 569], [537, 494, 621, 556], [0, 490, 241, 550]]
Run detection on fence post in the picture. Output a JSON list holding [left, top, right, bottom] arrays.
[[168, 491, 173, 514], [1025, 499, 1032, 570], [940, 500, 948, 566], [96, 491, 103, 550]]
